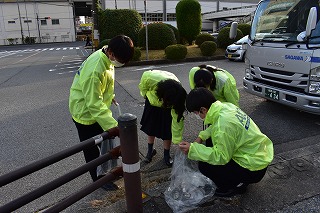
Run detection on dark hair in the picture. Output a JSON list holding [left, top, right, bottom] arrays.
[[156, 79, 187, 122], [107, 35, 134, 64], [186, 88, 216, 112], [194, 64, 221, 90]]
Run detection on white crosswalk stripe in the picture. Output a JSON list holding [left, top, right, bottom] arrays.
[[0, 47, 83, 58]]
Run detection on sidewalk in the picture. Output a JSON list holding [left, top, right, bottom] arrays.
[[65, 138, 320, 213], [61, 55, 320, 213]]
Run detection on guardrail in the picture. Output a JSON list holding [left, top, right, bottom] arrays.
[[0, 113, 142, 213]]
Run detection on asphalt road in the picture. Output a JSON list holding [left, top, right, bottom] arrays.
[[0, 42, 319, 212]]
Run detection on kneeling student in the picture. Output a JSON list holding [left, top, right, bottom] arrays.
[[179, 88, 274, 197]]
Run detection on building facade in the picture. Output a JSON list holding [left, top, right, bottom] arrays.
[[0, 0, 75, 45], [0, 0, 258, 46]]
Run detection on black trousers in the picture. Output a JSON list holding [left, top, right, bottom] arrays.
[[199, 132, 267, 190], [199, 159, 267, 190], [73, 119, 103, 182]]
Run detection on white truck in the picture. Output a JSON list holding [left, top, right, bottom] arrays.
[[230, 0, 320, 114]]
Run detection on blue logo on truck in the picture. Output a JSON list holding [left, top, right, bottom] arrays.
[[285, 55, 304, 60], [305, 56, 320, 63]]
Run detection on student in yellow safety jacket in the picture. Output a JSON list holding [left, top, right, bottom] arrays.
[[189, 64, 239, 106], [139, 70, 187, 166], [69, 35, 134, 190], [179, 88, 274, 197]]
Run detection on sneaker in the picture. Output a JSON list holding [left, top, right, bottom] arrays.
[[214, 183, 248, 197], [101, 182, 119, 191], [144, 149, 157, 163], [164, 157, 173, 167]]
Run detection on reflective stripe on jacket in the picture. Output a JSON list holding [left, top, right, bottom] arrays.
[[189, 66, 240, 106], [188, 101, 274, 171], [69, 49, 117, 131], [138, 70, 184, 144]]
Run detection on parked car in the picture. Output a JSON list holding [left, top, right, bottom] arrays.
[[225, 35, 249, 61]]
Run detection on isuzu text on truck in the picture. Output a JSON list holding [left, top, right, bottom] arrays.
[[230, 0, 320, 114]]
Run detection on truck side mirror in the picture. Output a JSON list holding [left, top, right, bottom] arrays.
[[305, 7, 317, 38], [229, 22, 238, 39]]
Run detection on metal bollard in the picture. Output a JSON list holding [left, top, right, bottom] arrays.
[[118, 113, 142, 213]]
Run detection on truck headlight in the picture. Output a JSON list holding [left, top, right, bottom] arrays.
[[245, 68, 252, 79], [309, 81, 320, 95], [310, 67, 320, 81]]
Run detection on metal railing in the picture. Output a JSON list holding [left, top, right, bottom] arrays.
[[0, 113, 142, 213]]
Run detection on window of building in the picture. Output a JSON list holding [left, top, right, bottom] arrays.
[[24, 20, 32, 23], [41, 20, 47, 25], [8, 21, 16, 24], [52, 19, 60, 25]]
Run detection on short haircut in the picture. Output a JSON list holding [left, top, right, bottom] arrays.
[[107, 35, 134, 64], [186, 87, 216, 112]]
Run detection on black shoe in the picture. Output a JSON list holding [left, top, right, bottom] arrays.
[[101, 182, 119, 191], [164, 157, 173, 167], [144, 149, 157, 163], [214, 183, 248, 197]]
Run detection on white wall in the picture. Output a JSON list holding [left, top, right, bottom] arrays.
[[0, 1, 75, 46]]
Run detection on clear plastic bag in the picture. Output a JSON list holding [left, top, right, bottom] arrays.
[[96, 103, 122, 177], [164, 149, 216, 213]]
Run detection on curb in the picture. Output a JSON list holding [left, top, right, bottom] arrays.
[[126, 55, 226, 67]]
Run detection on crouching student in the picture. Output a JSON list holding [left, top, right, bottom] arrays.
[[139, 70, 187, 167], [189, 64, 239, 106], [179, 88, 274, 197]]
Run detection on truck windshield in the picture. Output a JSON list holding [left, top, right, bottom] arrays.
[[250, 0, 320, 43]]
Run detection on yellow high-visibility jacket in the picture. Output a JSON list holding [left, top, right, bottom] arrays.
[[69, 49, 117, 131], [189, 65, 240, 106], [138, 70, 184, 144], [188, 101, 274, 171]]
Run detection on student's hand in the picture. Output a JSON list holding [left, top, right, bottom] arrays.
[[179, 142, 190, 155], [107, 126, 120, 138], [112, 99, 119, 106]]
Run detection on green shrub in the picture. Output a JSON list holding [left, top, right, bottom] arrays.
[[216, 27, 243, 49], [7, 38, 15, 45], [138, 23, 176, 50], [195, 33, 215, 47], [176, 0, 202, 45], [98, 9, 142, 45], [166, 24, 181, 44], [238, 23, 251, 36], [165, 44, 187, 60], [24, 36, 36, 44], [97, 39, 110, 49], [131, 47, 141, 61], [200, 41, 217, 56]]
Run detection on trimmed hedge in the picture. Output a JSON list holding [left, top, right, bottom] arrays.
[[200, 41, 217, 56], [138, 23, 176, 50], [166, 24, 181, 44], [238, 23, 251, 36], [97, 39, 110, 49], [216, 27, 244, 48], [131, 47, 142, 61], [165, 44, 188, 60], [195, 33, 215, 47], [98, 9, 142, 45], [176, 0, 202, 45]]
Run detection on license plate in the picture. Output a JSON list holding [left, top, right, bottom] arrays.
[[228, 54, 232, 58], [265, 88, 279, 100]]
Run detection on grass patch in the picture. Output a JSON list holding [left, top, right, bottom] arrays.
[[139, 44, 225, 61]]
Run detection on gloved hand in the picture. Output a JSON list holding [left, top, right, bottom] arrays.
[[110, 146, 121, 159], [107, 126, 120, 138]]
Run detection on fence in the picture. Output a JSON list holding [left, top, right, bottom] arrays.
[[0, 113, 142, 213]]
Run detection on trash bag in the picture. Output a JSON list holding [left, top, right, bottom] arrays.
[[164, 149, 216, 213], [96, 103, 122, 177]]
